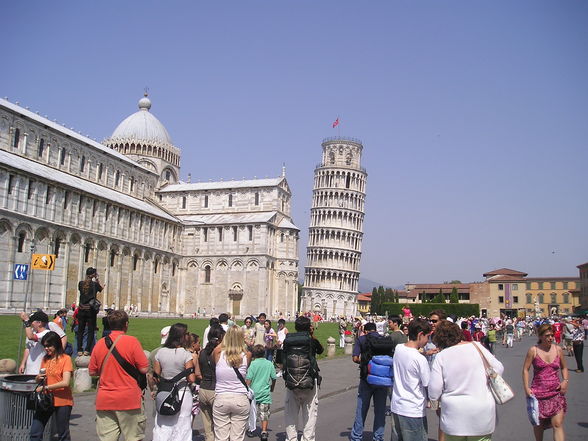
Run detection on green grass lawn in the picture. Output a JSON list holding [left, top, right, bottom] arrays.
[[0, 315, 346, 362]]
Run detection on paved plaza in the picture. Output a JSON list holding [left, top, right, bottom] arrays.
[[64, 335, 587, 441]]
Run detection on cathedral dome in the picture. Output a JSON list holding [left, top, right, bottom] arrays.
[[109, 94, 173, 146]]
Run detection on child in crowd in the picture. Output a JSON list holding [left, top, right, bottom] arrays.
[[246, 344, 277, 441]]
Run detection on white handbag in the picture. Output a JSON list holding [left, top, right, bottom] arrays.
[[472, 342, 514, 404]]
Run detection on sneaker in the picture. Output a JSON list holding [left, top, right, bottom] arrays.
[[276, 370, 283, 378], [260, 432, 268, 441], [83, 351, 90, 356], [246, 430, 255, 438], [77, 352, 83, 356]]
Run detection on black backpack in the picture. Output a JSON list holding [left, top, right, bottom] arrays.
[[283, 332, 321, 390], [359, 333, 395, 379]]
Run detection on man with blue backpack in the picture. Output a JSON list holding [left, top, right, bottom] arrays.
[[350, 321, 396, 441]]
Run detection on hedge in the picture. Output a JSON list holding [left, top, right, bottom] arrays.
[[379, 303, 480, 318]]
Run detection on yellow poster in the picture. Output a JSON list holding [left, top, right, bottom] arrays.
[[32, 254, 56, 270]]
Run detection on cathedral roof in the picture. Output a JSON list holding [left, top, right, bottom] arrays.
[[109, 94, 173, 146], [180, 211, 278, 225], [0, 149, 177, 222], [160, 177, 285, 192]]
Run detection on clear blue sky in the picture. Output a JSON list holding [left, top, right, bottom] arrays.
[[2, 1, 587, 287]]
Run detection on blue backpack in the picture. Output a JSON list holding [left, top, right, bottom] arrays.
[[366, 355, 393, 387]]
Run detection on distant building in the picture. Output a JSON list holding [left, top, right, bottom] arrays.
[[480, 268, 580, 317], [575, 262, 588, 312], [404, 267, 580, 318], [357, 292, 371, 315]]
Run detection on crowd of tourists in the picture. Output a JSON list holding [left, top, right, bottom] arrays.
[[14, 269, 586, 441]]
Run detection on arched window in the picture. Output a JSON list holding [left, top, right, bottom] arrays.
[[165, 170, 171, 181], [80, 156, 86, 172], [54, 238, 61, 257], [12, 128, 20, 148], [110, 250, 116, 267], [204, 265, 211, 283], [154, 259, 159, 274], [538, 293, 544, 304], [280, 233, 285, 243], [115, 170, 120, 187], [563, 293, 569, 304], [17, 232, 26, 252], [38, 139, 45, 157], [182, 196, 186, 209], [130, 177, 135, 192], [84, 244, 91, 263], [526, 293, 532, 304], [204, 195, 209, 208], [255, 192, 259, 206], [228, 194, 233, 207], [97, 163, 103, 181], [59, 148, 66, 165], [172, 262, 177, 276], [550, 293, 557, 304], [133, 254, 139, 271]]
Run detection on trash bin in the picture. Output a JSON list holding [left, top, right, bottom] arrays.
[[0, 374, 52, 441]]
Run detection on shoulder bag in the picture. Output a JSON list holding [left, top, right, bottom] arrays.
[[105, 335, 147, 390], [26, 377, 54, 413], [472, 342, 514, 404], [233, 365, 256, 432]]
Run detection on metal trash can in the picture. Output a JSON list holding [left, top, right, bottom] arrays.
[[0, 374, 52, 441]]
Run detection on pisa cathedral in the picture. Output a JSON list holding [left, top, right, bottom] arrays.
[[0, 95, 299, 317], [301, 137, 367, 318]]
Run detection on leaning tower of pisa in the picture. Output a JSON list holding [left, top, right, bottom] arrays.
[[301, 137, 367, 318]]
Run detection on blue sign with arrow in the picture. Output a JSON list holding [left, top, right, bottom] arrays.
[[14, 264, 29, 280]]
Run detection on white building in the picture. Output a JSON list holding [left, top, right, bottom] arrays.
[[0, 95, 299, 317], [301, 137, 367, 318]]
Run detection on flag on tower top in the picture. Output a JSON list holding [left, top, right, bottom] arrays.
[[332, 118, 339, 128]]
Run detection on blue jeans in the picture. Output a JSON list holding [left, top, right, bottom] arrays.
[[350, 379, 388, 441], [393, 413, 428, 441], [30, 405, 72, 441]]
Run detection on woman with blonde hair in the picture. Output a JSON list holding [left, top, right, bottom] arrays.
[[213, 325, 252, 441]]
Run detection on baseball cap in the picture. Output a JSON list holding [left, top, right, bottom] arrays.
[[29, 310, 49, 324], [160, 326, 171, 345], [86, 267, 96, 276]]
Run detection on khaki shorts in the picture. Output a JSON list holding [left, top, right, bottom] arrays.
[[96, 407, 146, 441], [446, 435, 492, 441]]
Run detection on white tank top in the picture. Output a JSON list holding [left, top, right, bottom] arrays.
[[215, 351, 248, 395]]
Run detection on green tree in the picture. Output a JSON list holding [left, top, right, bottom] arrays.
[[433, 288, 445, 304], [449, 280, 462, 284], [370, 287, 379, 314], [449, 286, 459, 304]]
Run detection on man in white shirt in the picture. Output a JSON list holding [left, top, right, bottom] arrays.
[[391, 318, 432, 441], [19, 310, 67, 374]]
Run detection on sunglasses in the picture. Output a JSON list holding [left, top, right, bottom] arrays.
[[430, 319, 439, 323]]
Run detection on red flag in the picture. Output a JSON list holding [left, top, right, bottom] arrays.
[[332, 118, 339, 128]]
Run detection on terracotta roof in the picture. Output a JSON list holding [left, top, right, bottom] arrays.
[[483, 268, 528, 277], [526, 277, 580, 281], [487, 275, 526, 282], [577, 262, 588, 269], [409, 284, 472, 289], [357, 294, 372, 301]]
